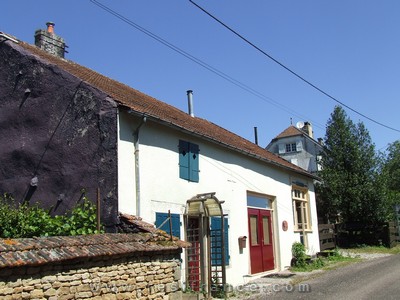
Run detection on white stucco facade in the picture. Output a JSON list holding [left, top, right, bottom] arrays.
[[118, 110, 320, 287]]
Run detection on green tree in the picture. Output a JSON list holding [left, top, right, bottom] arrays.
[[381, 141, 400, 216], [316, 106, 386, 224], [383, 141, 400, 192]]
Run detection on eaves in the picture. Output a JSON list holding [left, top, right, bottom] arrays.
[[124, 107, 319, 181]]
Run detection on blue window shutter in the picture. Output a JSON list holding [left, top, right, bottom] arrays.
[[155, 212, 181, 239], [179, 140, 189, 180], [189, 143, 199, 182], [210, 217, 229, 266], [179, 140, 200, 182]]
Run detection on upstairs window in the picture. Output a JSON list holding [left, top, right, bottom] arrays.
[[316, 155, 323, 171], [286, 143, 297, 153], [179, 140, 199, 182], [279, 141, 303, 154]]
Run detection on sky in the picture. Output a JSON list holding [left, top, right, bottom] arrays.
[[2, 0, 400, 151]]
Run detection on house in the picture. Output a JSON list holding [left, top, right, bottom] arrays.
[[266, 123, 326, 224], [266, 122, 324, 175], [0, 24, 320, 290]]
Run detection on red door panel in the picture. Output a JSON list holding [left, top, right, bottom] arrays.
[[248, 208, 274, 274], [261, 211, 274, 270]]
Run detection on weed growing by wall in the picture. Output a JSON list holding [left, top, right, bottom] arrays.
[[0, 193, 103, 238]]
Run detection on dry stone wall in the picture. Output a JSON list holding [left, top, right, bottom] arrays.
[[0, 234, 184, 300], [0, 253, 181, 300]]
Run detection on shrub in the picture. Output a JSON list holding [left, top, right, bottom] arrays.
[[0, 193, 103, 238], [59, 196, 100, 236], [291, 242, 307, 267]]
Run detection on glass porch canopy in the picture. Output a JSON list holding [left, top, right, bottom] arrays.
[[185, 192, 225, 217]]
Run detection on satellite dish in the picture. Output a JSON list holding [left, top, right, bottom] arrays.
[[296, 121, 304, 129]]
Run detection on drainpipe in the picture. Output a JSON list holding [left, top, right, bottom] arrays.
[[133, 115, 147, 217]]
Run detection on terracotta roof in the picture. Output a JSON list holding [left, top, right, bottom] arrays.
[[0, 233, 182, 269], [5, 37, 314, 178], [117, 213, 190, 248], [118, 213, 159, 234], [270, 125, 323, 148], [274, 126, 304, 139]]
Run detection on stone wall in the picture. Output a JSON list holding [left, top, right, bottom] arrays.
[[0, 234, 185, 300], [0, 254, 181, 300]]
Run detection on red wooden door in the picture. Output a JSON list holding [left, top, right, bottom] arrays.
[[248, 208, 274, 273]]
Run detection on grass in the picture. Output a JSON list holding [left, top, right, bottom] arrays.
[[343, 244, 400, 255], [290, 244, 400, 273], [288, 257, 360, 286], [290, 251, 359, 273], [287, 245, 399, 286]]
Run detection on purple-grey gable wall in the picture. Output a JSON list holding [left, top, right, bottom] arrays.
[[0, 41, 119, 231]]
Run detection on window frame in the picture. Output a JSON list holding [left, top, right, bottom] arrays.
[[292, 186, 312, 232], [316, 155, 323, 171], [286, 143, 297, 153], [279, 140, 302, 154]]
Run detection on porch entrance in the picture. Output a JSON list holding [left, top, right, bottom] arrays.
[[186, 217, 201, 291], [184, 193, 227, 298], [248, 208, 274, 273]]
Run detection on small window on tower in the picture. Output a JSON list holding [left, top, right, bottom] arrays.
[[285, 143, 297, 153]]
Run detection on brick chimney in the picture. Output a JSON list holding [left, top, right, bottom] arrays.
[[34, 22, 67, 58]]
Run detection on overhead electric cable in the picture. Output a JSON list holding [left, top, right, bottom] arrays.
[[189, 0, 400, 133], [90, 0, 325, 130]]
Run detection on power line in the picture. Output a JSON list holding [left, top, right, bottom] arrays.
[[189, 0, 400, 134], [89, 0, 325, 130]]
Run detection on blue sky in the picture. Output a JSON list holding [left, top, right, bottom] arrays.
[[2, 1, 400, 151]]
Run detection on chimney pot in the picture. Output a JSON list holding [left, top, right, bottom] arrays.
[[254, 127, 258, 145], [187, 90, 194, 117], [46, 22, 55, 34]]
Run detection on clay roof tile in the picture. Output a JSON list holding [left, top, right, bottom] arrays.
[[7, 38, 315, 179]]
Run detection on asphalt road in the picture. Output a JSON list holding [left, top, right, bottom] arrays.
[[267, 255, 400, 300]]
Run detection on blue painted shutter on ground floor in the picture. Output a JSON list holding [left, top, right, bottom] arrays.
[[155, 212, 181, 239], [210, 216, 229, 266]]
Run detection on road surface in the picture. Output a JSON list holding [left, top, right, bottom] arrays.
[[267, 254, 400, 300]]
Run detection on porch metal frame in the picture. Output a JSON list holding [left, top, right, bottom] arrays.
[[184, 192, 227, 299]]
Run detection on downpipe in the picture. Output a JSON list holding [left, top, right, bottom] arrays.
[[133, 115, 147, 217]]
